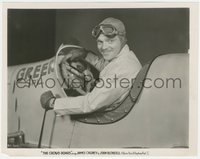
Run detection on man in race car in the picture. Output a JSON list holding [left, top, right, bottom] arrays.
[[41, 17, 142, 115]]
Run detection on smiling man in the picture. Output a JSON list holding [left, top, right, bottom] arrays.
[[41, 17, 142, 115]]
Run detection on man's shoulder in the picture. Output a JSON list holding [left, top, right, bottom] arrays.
[[109, 58, 141, 77], [118, 51, 141, 68]]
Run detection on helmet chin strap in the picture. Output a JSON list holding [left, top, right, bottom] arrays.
[[118, 38, 127, 54], [119, 34, 127, 48], [121, 42, 126, 50]]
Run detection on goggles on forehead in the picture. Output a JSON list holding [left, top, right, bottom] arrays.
[[92, 24, 119, 39]]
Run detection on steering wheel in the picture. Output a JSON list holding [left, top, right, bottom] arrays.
[[58, 47, 99, 97]]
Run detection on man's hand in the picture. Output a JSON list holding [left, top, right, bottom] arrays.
[[83, 69, 95, 92], [40, 90, 56, 111]]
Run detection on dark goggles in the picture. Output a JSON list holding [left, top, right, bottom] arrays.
[[92, 24, 119, 38]]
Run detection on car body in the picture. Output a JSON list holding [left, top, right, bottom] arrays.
[[7, 45, 189, 148]]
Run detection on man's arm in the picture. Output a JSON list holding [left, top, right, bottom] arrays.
[[85, 52, 108, 71], [53, 68, 139, 115]]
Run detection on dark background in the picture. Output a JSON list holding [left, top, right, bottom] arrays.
[[8, 8, 189, 66]]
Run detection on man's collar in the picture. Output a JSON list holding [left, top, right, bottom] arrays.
[[115, 44, 129, 59]]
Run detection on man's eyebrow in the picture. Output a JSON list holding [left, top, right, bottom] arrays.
[[97, 39, 103, 42], [106, 37, 115, 41]]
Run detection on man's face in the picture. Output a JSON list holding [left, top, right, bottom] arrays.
[[97, 34, 123, 61]]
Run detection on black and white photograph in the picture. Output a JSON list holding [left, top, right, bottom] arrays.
[[1, 2, 198, 157]]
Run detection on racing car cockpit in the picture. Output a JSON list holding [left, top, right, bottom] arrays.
[[54, 45, 149, 125]]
